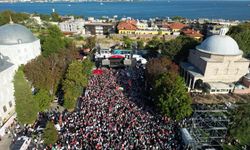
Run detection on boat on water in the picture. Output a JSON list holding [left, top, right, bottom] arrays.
[[68, 4, 71, 7], [100, 2, 104, 5]]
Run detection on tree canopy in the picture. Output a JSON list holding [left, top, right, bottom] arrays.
[[41, 25, 66, 57], [34, 89, 52, 112], [153, 72, 192, 120], [229, 104, 250, 146], [122, 36, 133, 49], [228, 23, 250, 58], [145, 36, 163, 51], [145, 57, 192, 120], [43, 121, 58, 145], [14, 67, 39, 124], [51, 12, 61, 22], [83, 36, 97, 50], [162, 36, 199, 63], [63, 59, 93, 110], [145, 57, 178, 85], [24, 49, 78, 95], [0, 10, 29, 25]]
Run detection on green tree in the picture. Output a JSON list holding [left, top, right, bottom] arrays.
[[154, 72, 192, 120], [43, 121, 58, 145], [42, 36, 65, 57], [0, 10, 29, 25], [63, 59, 93, 110], [39, 14, 50, 22], [145, 57, 178, 85], [171, 16, 185, 21], [51, 12, 61, 22], [47, 25, 64, 38], [228, 23, 250, 57], [14, 67, 39, 124], [83, 36, 96, 50], [24, 49, 78, 95], [145, 36, 162, 51], [34, 89, 52, 112], [229, 104, 250, 146], [137, 40, 144, 50], [122, 36, 133, 49], [41, 25, 65, 57], [162, 35, 199, 63]]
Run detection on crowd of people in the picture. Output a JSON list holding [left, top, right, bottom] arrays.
[[47, 66, 180, 149], [6, 65, 180, 149]]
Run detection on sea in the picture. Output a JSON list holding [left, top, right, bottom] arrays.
[[0, 1, 250, 20]]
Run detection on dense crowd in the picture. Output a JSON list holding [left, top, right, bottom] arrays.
[[7, 65, 180, 149], [47, 66, 179, 149]]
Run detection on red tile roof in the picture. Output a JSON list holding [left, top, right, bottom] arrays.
[[117, 20, 138, 30], [168, 22, 187, 30], [182, 28, 203, 38]]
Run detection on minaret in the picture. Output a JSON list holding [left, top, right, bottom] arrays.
[[219, 27, 229, 36], [9, 15, 13, 24]]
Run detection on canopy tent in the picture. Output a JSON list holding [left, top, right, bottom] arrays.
[[92, 69, 103, 75], [109, 55, 125, 59]]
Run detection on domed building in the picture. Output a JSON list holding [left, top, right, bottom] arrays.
[[0, 21, 41, 131], [180, 28, 249, 94], [0, 23, 41, 65]]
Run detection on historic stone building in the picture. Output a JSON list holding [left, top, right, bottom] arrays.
[[0, 21, 41, 131], [180, 28, 249, 94]]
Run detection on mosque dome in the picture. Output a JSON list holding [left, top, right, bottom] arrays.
[[196, 27, 243, 56], [0, 23, 38, 45], [196, 35, 242, 55]]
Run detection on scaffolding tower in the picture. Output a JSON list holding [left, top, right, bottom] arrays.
[[188, 104, 230, 150]]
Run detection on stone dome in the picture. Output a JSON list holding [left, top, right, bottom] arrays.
[[0, 23, 38, 45], [196, 35, 243, 56]]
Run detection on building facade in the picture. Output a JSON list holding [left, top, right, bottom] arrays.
[[59, 18, 85, 35], [0, 22, 41, 130]]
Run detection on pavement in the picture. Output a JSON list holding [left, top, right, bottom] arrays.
[[0, 134, 12, 150]]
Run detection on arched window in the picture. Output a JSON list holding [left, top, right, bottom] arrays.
[[3, 105, 7, 113]]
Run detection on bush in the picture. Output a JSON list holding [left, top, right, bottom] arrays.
[[43, 121, 58, 145]]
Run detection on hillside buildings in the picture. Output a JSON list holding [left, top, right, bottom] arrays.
[[59, 18, 85, 35]]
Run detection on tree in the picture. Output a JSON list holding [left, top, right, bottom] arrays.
[[41, 25, 65, 57], [122, 36, 133, 49], [145, 36, 162, 51], [145, 57, 178, 85], [154, 72, 192, 120], [0, 10, 29, 25], [39, 14, 50, 22], [51, 12, 61, 22], [228, 23, 250, 57], [47, 25, 64, 38], [34, 89, 52, 112], [137, 40, 144, 50], [171, 16, 185, 22], [63, 59, 93, 110], [229, 104, 250, 146], [162, 35, 199, 63], [42, 36, 65, 57], [43, 121, 58, 145], [14, 67, 39, 124], [83, 36, 96, 50], [24, 49, 78, 96]]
